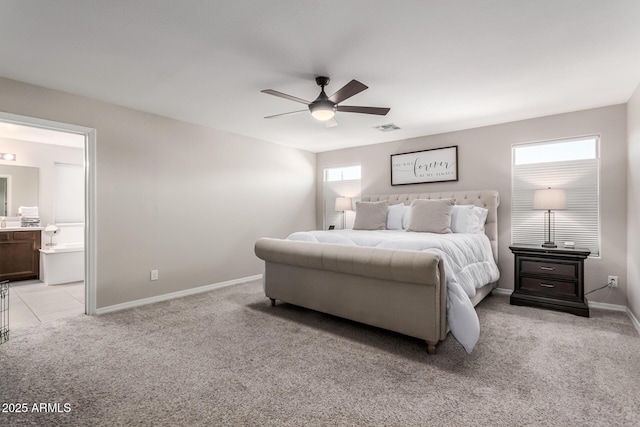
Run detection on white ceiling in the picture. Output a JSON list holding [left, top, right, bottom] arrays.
[[1, 1, 639, 153]]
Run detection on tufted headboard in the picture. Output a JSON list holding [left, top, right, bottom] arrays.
[[361, 190, 500, 261]]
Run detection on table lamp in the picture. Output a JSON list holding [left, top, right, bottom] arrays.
[[533, 187, 566, 248]]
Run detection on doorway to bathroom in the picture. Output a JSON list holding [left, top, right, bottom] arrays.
[[0, 112, 96, 324]]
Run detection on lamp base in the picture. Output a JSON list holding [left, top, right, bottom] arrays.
[[542, 242, 557, 248]]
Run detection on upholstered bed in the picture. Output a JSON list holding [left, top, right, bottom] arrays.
[[254, 190, 500, 354]]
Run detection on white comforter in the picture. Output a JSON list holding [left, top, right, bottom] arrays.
[[287, 230, 500, 353]]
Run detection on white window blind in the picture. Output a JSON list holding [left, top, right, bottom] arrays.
[[512, 136, 600, 256], [323, 165, 361, 230], [54, 163, 84, 224]]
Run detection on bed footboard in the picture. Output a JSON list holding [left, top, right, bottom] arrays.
[[255, 238, 447, 350]]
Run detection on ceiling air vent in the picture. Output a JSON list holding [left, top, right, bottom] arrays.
[[373, 123, 400, 132]]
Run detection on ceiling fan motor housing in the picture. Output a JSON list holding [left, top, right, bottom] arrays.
[[310, 77, 336, 120], [315, 76, 330, 87]]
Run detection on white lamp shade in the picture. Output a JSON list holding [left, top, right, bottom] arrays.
[[334, 197, 353, 212], [533, 188, 567, 210], [44, 224, 61, 236]]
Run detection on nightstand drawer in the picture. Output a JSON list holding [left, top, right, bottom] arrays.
[[520, 277, 577, 297], [520, 259, 576, 279]]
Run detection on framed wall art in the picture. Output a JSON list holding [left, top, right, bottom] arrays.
[[390, 145, 458, 185]]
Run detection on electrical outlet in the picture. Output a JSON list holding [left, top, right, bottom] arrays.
[[150, 270, 159, 281], [608, 276, 618, 288]]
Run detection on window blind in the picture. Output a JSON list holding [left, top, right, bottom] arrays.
[[512, 158, 600, 256]]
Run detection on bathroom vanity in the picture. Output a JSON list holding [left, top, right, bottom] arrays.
[[0, 228, 42, 281]]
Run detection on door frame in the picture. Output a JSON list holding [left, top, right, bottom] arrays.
[[0, 111, 97, 314]]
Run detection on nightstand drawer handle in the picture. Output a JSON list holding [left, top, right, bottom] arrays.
[[539, 283, 555, 288], [539, 266, 555, 271]]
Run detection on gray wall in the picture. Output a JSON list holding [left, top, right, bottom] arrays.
[[0, 77, 316, 309], [627, 84, 640, 322], [317, 105, 628, 306]]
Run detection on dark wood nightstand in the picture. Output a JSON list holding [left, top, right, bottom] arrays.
[[509, 244, 590, 317]]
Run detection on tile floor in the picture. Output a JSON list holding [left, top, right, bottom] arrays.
[[7, 280, 85, 328]]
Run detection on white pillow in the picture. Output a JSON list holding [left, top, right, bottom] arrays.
[[386, 203, 405, 230], [402, 205, 412, 229], [471, 206, 489, 233], [450, 205, 490, 233], [450, 205, 475, 233]]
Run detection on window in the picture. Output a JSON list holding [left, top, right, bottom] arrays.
[[323, 165, 361, 230], [512, 136, 600, 256], [54, 162, 84, 224], [325, 165, 361, 182]]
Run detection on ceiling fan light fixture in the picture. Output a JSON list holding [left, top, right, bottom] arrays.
[[309, 101, 336, 121], [262, 76, 389, 125]]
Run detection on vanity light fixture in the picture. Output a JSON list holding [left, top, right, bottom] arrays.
[[0, 153, 16, 161]]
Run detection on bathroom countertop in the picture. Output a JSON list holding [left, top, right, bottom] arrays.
[[0, 226, 43, 231]]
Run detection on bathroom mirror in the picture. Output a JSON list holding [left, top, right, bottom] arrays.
[[0, 164, 39, 217]]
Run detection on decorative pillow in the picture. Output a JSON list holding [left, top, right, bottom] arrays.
[[402, 205, 412, 229], [451, 205, 476, 233], [386, 203, 405, 230], [407, 198, 455, 233], [353, 200, 389, 230]]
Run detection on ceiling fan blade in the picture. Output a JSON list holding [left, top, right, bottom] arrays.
[[324, 117, 339, 128], [264, 110, 308, 119], [328, 80, 368, 104], [337, 105, 390, 116], [261, 89, 310, 105]]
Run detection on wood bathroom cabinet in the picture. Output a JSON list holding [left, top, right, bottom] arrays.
[[0, 229, 41, 282]]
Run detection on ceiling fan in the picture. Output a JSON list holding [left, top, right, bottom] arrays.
[[261, 76, 390, 127]]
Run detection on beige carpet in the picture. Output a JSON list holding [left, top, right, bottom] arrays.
[[1, 279, 639, 426]]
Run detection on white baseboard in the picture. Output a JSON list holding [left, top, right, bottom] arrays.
[[492, 287, 639, 335], [587, 300, 627, 312], [493, 287, 630, 312], [627, 308, 640, 335], [95, 274, 262, 315]]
